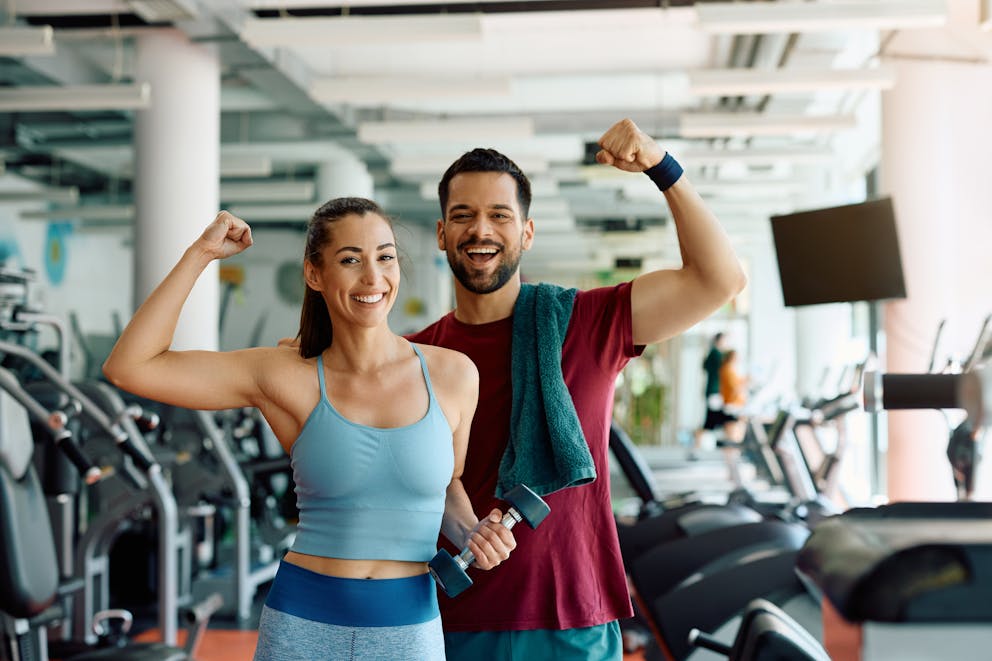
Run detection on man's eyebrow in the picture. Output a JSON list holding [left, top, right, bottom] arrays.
[[335, 242, 395, 255]]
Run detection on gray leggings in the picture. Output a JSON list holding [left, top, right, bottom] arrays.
[[253, 561, 445, 661], [254, 605, 445, 661]]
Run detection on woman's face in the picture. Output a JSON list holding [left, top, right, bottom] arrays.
[[305, 212, 399, 330]]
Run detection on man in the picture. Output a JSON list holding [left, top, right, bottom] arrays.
[[408, 117, 746, 660]]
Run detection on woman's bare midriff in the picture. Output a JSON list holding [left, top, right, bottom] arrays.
[[284, 550, 429, 579]]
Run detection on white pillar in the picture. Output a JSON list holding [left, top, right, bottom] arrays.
[[316, 156, 374, 202], [880, 14, 992, 500], [133, 30, 220, 351], [794, 305, 854, 401]]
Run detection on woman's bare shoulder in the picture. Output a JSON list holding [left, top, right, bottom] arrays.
[[413, 343, 477, 384]]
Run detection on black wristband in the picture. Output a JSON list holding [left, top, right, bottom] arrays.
[[644, 152, 683, 192]]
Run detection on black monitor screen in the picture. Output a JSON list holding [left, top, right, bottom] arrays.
[[770, 197, 907, 307]]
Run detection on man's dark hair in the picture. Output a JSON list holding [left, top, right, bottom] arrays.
[[437, 148, 532, 219]]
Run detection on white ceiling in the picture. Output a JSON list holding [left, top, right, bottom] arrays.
[[3, 0, 987, 277]]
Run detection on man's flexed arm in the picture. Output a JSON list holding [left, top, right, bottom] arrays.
[[595, 118, 746, 346]]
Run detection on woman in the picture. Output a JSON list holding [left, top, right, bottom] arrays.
[[103, 198, 515, 660], [719, 349, 748, 443]]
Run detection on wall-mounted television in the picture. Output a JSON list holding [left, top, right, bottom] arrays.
[[770, 196, 907, 308]]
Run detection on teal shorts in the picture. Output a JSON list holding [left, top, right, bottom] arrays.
[[444, 621, 622, 661]]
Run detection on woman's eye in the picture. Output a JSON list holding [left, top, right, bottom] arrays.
[[379, 254, 396, 262], [341, 257, 359, 265]]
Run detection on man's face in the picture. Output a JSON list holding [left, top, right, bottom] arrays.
[[437, 171, 534, 294]]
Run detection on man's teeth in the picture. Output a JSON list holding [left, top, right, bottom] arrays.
[[467, 248, 498, 254], [353, 293, 384, 303]]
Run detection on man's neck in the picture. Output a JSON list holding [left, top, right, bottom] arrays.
[[452, 277, 522, 325]]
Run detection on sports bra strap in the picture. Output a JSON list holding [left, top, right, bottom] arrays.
[[316, 353, 327, 401], [410, 344, 437, 405]]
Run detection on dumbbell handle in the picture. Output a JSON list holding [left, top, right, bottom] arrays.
[[452, 508, 523, 570]]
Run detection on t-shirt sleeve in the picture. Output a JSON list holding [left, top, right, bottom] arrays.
[[405, 317, 441, 345], [569, 281, 644, 373]]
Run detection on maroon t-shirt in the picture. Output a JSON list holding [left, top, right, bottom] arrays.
[[407, 282, 639, 631]]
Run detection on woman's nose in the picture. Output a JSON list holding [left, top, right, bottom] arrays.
[[360, 261, 379, 284]]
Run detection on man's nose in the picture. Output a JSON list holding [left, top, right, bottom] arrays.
[[465, 215, 494, 236]]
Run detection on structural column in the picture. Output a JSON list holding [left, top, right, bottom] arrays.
[[880, 16, 992, 500], [794, 305, 855, 400], [133, 29, 220, 351], [316, 155, 374, 201]]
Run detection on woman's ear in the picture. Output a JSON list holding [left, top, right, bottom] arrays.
[[303, 260, 322, 292]]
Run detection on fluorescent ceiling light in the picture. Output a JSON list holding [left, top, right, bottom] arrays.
[[674, 147, 835, 167], [226, 204, 314, 223], [21, 204, 134, 222], [679, 113, 857, 138], [530, 215, 576, 232], [50, 147, 273, 179], [220, 154, 273, 179], [0, 186, 80, 204], [0, 83, 151, 112], [703, 199, 799, 215], [220, 180, 315, 203], [688, 66, 897, 96], [529, 199, 572, 219], [0, 26, 55, 56], [240, 14, 482, 48], [695, 0, 948, 34], [358, 117, 534, 145], [691, 180, 809, 198], [529, 178, 561, 198], [125, 0, 198, 22], [310, 76, 511, 106], [588, 177, 808, 200], [391, 153, 548, 178]]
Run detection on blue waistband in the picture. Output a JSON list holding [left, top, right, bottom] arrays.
[[265, 561, 439, 627]]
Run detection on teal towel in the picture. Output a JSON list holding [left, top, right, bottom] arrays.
[[496, 283, 597, 498]]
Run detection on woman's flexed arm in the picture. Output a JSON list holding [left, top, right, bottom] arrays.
[[103, 211, 262, 410]]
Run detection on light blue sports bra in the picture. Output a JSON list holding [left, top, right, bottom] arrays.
[[289, 344, 454, 562]]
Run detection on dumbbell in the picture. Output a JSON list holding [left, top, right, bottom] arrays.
[[429, 483, 550, 598]]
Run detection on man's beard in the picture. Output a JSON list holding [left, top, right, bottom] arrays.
[[447, 242, 521, 294]]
